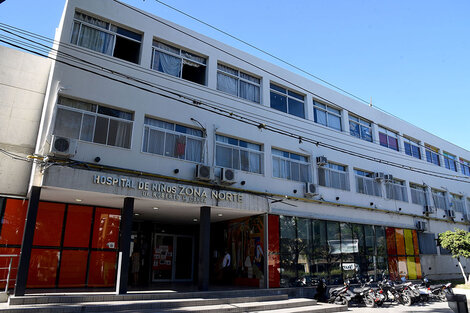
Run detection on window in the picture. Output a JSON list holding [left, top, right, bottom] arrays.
[[409, 183, 427, 206], [216, 135, 263, 174], [272, 149, 310, 182], [431, 189, 447, 210], [318, 162, 349, 190], [53, 97, 133, 149], [443, 152, 457, 172], [151, 40, 206, 85], [460, 159, 470, 176], [270, 84, 305, 118], [217, 64, 260, 103], [385, 179, 408, 202], [378, 127, 399, 151], [450, 194, 465, 213], [425, 145, 440, 166], [355, 170, 381, 197], [349, 115, 372, 142], [404, 138, 421, 159], [313, 101, 342, 131], [142, 117, 204, 162], [71, 12, 141, 64], [418, 233, 437, 255]]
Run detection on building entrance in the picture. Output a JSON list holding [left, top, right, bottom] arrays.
[[152, 234, 194, 282]]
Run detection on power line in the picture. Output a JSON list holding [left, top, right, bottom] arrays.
[[1, 28, 469, 184]]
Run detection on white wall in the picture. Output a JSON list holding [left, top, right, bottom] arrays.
[[0, 46, 50, 196]]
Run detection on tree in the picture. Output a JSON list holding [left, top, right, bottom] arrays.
[[438, 228, 470, 284]]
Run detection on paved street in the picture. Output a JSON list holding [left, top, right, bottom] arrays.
[[346, 301, 454, 312]]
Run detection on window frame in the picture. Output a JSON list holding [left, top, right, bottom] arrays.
[[71, 12, 142, 64], [216, 135, 264, 174], [425, 145, 440, 166], [271, 148, 311, 182], [384, 178, 408, 202], [354, 169, 381, 197], [318, 162, 350, 191], [313, 101, 342, 131], [409, 183, 427, 206], [349, 115, 372, 142], [53, 96, 134, 149], [151, 40, 207, 85], [443, 152, 457, 172], [216, 63, 261, 103], [378, 127, 399, 151], [269, 83, 305, 118], [431, 189, 447, 210], [142, 116, 205, 163], [403, 137, 421, 159], [460, 158, 470, 176]]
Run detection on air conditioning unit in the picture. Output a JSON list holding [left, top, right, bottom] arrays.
[[220, 168, 236, 184], [195, 165, 213, 181], [304, 183, 318, 198], [423, 205, 435, 214], [49, 135, 77, 157], [384, 174, 394, 182], [416, 221, 427, 231], [374, 172, 385, 181], [316, 156, 328, 166], [445, 210, 456, 219]]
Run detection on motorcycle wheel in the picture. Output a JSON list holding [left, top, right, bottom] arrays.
[[364, 295, 376, 308], [438, 290, 447, 302], [402, 294, 412, 306], [334, 296, 348, 306]]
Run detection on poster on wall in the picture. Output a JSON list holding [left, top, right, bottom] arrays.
[[153, 245, 172, 270]]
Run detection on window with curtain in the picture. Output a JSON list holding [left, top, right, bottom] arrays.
[[151, 40, 207, 85], [142, 117, 204, 163], [318, 162, 349, 190], [272, 149, 310, 182], [378, 127, 399, 151], [216, 135, 263, 174], [270, 84, 305, 118], [409, 183, 427, 206], [443, 152, 457, 172], [71, 12, 141, 64], [431, 189, 447, 210], [53, 97, 133, 149], [314, 101, 342, 131], [355, 169, 381, 197], [425, 145, 440, 166], [450, 194, 465, 213], [404, 137, 421, 159], [385, 179, 408, 202], [217, 64, 261, 103], [349, 115, 372, 142], [460, 159, 470, 176]]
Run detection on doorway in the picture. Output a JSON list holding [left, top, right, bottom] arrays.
[[152, 233, 194, 281]]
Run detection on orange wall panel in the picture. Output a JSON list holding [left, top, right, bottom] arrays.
[[395, 229, 406, 255]]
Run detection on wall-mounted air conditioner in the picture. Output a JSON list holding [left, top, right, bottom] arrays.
[[416, 221, 427, 231], [423, 205, 435, 215], [220, 168, 236, 184], [316, 156, 328, 166], [49, 135, 77, 157], [445, 209, 456, 219], [195, 164, 213, 181], [374, 172, 385, 181], [384, 174, 394, 182], [304, 183, 318, 198]]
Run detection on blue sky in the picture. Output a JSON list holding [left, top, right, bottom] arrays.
[[1, 0, 469, 151]]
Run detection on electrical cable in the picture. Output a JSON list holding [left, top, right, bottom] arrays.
[[1, 21, 465, 169], [1, 30, 469, 184]]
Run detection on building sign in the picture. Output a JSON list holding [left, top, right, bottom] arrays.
[[92, 174, 243, 204]]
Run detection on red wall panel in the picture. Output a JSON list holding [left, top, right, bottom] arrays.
[[58, 250, 88, 287], [87, 251, 117, 287], [385, 227, 397, 255], [27, 249, 60, 288], [268, 214, 280, 288], [92, 208, 120, 249], [0, 199, 28, 245], [33, 202, 65, 247], [63, 205, 93, 248]]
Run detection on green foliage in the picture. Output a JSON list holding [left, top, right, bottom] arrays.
[[438, 228, 470, 259]]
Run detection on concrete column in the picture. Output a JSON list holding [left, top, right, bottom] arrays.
[[14, 186, 41, 296], [198, 206, 211, 291], [116, 197, 134, 295]]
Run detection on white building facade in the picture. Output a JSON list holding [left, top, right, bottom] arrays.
[[1, 0, 470, 295]]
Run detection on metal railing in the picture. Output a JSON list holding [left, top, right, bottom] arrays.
[[0, 254, 18, 292]]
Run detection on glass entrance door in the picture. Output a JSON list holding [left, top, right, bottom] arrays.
[[152, 234, 194, 281]]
